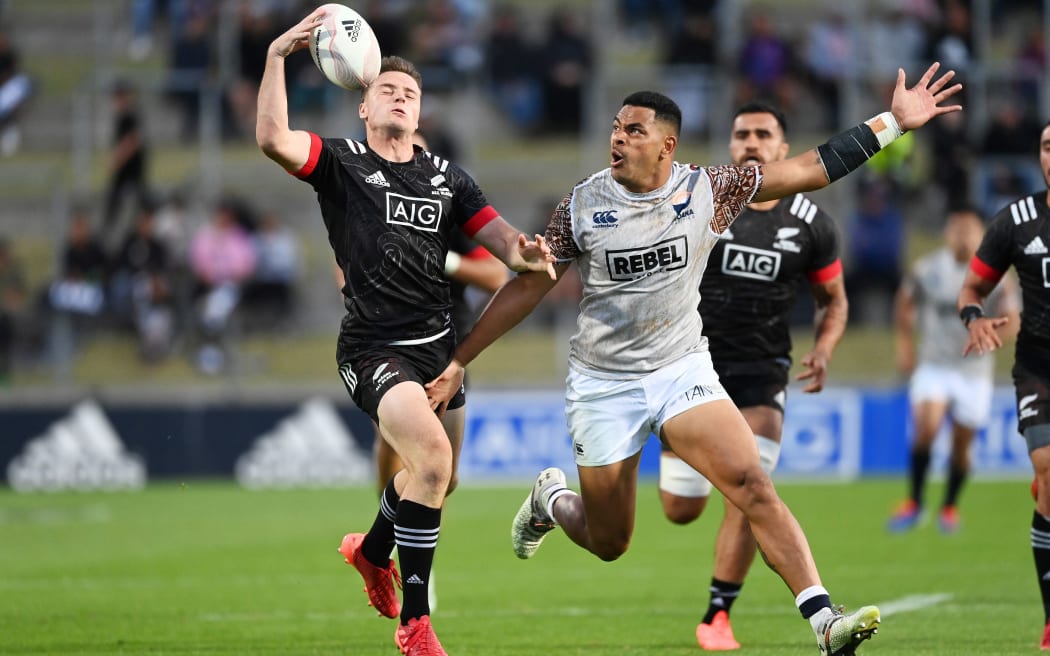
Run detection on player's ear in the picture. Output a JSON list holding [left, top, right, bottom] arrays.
[[778, 142, 790, 159], [662, 134, 677, 158]]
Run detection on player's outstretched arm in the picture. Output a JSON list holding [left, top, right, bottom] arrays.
[[257, 11, 324, 172], [471, 217, 556, 279], [958, 268, 1010, 356], [755, 63, 962, 203], [425, 266, 566, 412]]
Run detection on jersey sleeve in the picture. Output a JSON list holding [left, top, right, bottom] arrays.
[[544, 193, 581, 262], [445, 162, 499, 237], [704, 165, 762, 233], [290, 132, 335, 185], [804, 207, 843, 284], [972, 210, 1014, 283]]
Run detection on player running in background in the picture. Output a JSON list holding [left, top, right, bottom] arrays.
[[656, 101, 849, 651], [958, 120, 1050, 650], [428, 64, 961, 654], [887, 206, 1019, 535], [256, 12, 552, 656]]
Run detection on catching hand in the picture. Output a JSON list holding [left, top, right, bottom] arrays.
[[270, 10, 325, 58], [890, 62, 963, 131], [516, 234, 556, 280]]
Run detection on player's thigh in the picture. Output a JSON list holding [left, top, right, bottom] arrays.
[[373, 421, 404, 487], [377, 381, 453, 472], [660, 398, 761, 494], [440, 406, 465, 492], [576, 451, 643, 544]]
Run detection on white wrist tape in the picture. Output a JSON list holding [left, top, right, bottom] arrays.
[[865, 111, 905, 149], [443, 251, 462, 276]]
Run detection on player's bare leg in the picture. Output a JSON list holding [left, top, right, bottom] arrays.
[[940, 421, 976, 533], [557, 453, 642, 561]]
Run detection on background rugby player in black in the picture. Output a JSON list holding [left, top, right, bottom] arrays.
[[658, 102, 848, 651], [256, 11, 553, 656], [958, 120, 1050, 650]]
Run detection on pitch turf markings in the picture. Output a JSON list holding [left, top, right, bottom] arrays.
[[877, 593, 953, 617]]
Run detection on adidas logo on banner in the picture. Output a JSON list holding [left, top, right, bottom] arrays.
[[364, 170, 389, 187], [1024, 236, 1048, 255], [235, 398, 371, 489], [6, 400, 146, 492]]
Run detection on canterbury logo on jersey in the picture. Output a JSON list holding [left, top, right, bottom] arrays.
[[606, 236, 687, 280], [1024, 236, 1048, 255], [1011, 197, 1040, 225], [386, 193, 442, 232], [788, 194, 819, 224], [721, 244, 782, 281], [592, 210, 619, 227]]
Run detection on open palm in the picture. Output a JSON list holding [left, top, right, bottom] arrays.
[[891, 62, 963, 131]]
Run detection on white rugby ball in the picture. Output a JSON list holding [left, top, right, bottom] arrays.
[[309, 3, 381, 91]]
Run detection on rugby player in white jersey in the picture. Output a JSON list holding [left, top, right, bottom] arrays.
[[888, 207, 1019, 535], [428, 64, 962, 654]]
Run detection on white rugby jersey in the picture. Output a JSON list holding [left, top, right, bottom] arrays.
[[544, 162, 760, 377], [908, 247, 1013, 378]]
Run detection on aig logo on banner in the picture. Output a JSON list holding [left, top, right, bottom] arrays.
[[386, 193, 442, 232], [779, 389, 863, 478]]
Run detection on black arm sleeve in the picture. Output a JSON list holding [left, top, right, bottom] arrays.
[[815, 124, 883, 183]]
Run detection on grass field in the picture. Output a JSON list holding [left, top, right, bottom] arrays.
[[0, 479, 1039, 655]]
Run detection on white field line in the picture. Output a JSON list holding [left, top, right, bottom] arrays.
[[877, 593, 953, 617]]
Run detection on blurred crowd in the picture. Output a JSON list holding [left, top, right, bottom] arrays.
[[0, 0, 1046, 380]]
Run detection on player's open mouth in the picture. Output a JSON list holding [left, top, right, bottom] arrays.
[[611, 150, 624, 167], [743, 156, 762, 166]]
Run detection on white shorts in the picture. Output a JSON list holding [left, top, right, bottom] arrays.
[[908, 362, 993, 429], [565, 351, 730, 467]]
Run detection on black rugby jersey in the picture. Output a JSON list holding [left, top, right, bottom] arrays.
[[294, 133, 497, 343], [973, 190, 1050, 370], [699, 193, 841, 372]]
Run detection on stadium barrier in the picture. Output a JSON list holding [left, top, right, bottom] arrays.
[[0, 387, 1032, 491]]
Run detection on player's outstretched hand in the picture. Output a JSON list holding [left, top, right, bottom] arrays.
[[890, 62, 963, 131], [796, 349, 829, 393], [270, 10, 325, 58], [425, 359, 465, 417], [516, 233, 556, 280], [962, 315, 1010, 357]]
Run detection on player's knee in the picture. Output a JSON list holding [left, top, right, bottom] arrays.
[[726, 468, 777, 513], [661, 493, 707, 525], [592, 535, 631, 562]]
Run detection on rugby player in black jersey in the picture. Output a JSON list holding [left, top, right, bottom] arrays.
[[656, 102, 848, 651], [958, 120, 1050, 651], [256, 11, 552, 656]]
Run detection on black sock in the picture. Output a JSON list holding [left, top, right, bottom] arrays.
[[1032, 511, 1050, 622], [798, 592, 832, 620], [361, 477, 399, 567], [908, 448, 931, 507], [943, 464, 967, 508], [702, 578, 742, 623], [396, 499, 441, 623]]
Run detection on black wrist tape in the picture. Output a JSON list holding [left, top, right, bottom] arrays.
[[816, 124, 883, 183], [959, 304, 984, 327]]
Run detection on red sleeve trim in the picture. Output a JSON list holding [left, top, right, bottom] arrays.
[[806, 259, 843, 284], [461, 205, 499, 237], [463, 244, 494, 260], [291, 132, 322, 178], [969, 255, 1004, 283]]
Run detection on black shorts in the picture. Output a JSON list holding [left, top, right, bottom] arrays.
[[336, 331, 465, 424], [1013, 360, 1050, 434], [716, 360, 789, 413]]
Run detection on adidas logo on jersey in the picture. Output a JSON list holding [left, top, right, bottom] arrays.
[[1024, 236, 1048, 255], [365, 170, 390, 187]]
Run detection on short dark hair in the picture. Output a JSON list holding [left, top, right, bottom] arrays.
[[734, 101, 787, 136], [379, 56, 423, 93], [621, 91, 681, 135]]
